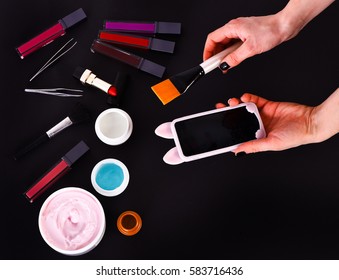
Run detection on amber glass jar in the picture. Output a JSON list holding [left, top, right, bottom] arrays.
[[117, 211, 142, 236]]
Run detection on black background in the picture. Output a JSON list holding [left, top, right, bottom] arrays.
[[1, 0, 338, 260]]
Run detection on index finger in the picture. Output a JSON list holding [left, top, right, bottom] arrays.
[[203, 22, 241, 60], [203, 29, 234, 60]]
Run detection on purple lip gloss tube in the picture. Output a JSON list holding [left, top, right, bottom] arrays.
[[103, 20, 181, 35]]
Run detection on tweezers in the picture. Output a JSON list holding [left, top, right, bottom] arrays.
[[29, 38, 78, 82], [25, 88, 83, 97]]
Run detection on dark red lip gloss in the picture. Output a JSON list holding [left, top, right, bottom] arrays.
[[91, 39, 166, 78], [16, 8, 87, 59]]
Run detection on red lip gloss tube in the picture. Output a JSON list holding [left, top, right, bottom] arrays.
[[16, 8, 87, 59], [98, 31, 175, 53], [24, 140, 89, 203]]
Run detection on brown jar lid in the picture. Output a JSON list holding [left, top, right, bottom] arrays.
[[117, 211, 142, 236]]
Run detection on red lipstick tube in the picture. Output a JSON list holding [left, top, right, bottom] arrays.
[[16, 8, 87, 59], [73, 67, 117, 97]]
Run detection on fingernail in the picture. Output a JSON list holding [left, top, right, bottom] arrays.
[[227, 98, 232, 104], [235, 152, 246, 157], [219, 62, 230, 71]]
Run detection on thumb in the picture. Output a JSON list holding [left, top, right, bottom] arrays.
[[221, 41, 254, 68], [233, 138, 272, 154]]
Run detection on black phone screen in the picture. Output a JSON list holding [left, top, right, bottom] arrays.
[[174, 106, 260, 156]]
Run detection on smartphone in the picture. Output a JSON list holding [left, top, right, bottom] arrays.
[[171, 102, 266, 162]]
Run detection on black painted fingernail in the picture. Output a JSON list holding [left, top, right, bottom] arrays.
[[219, 62, 230, 71], [236, 152, 246, 157]]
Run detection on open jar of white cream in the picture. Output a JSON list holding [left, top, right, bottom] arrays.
[[38, 187, 105, 256]]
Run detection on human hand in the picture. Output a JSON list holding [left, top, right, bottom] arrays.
[[216, 93, 316, 154], [203, 0, 335, 69], [203, 15, 288, 69]]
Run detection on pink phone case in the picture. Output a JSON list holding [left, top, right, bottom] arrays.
[[155, 102, 266, 165]]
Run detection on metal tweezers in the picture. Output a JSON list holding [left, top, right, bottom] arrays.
[[29, 38, 77, 82], [25, 88, 83, 97]]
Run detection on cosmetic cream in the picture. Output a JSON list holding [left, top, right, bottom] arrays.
[[91, 158, 129, 197], [95, 108, 133, 145], [39, 187, 105, 256]]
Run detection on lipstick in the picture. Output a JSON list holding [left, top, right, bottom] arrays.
[[24, 140, 89, 203], [98, 31, 175, 53], [91, 39, 166, 78], [73, 67, 129, 107], [16, 8, 87, 59], [73, 66, 117, 97]]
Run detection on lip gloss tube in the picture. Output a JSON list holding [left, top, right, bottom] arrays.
[[98, 31, 175, 53], [91, 39, 166, 78], [103, 20, 181, 35], [16, 8, 87, 59], [24, 140, 89, 203]]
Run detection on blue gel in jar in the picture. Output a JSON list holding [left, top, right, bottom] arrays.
[[91, 158, 129, 197], [95, 163, 124, 190]]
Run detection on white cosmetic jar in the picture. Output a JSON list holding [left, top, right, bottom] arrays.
[[38, 187, 106, 256], [95, 108, 133, 145]]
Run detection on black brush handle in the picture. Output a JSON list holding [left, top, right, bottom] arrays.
[[14, 133, 49, 160]]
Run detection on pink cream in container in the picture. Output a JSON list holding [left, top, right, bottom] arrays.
[[38, 187, 105, 256]]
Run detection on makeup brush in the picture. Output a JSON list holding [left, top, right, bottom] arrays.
[[151, 41, 242, 105], [14, 102, 90, 160]]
